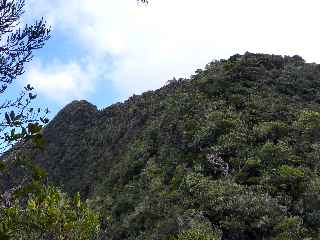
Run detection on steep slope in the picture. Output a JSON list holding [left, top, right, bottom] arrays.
[[34, 100, 98, 195], [33, 53, 320, 239]]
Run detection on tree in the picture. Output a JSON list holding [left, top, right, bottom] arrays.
[[0, 0, 51, 216], [0, 0, 50, 154], [0, 1, 102, 239], [0, 186, 101, 239]]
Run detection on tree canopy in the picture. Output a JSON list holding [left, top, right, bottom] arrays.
[[20, 53, 320, 239]]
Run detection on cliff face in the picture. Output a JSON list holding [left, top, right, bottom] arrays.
[[24, 53, 320, 239]]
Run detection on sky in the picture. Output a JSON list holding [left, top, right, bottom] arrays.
[[11, 0, 320, 117]]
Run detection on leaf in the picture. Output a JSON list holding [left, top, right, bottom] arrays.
[[5, 112, 10, 124], [74, 192, 81, 208], [9, 111, 15, 121], [28, 93, 37, 100], [27, 199, 36, 210], [40, 117, 49, 124], [25, 84, 34, 91], [10, 129, 15, 138]]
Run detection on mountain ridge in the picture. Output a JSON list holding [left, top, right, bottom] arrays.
[[10, 52, 320, 239]]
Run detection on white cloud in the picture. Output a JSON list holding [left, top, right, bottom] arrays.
[[26, 0, 320, 100], [25, 59, 99, 104]]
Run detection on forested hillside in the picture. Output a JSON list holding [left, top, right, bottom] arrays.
[[18, 53, 320, 239]]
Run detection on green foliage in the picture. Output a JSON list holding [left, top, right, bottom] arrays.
[[258, 141, 292, 168], [171, 228, 220, 240], [295, 110, 320, 142], [7, 53, 320, 239], [254, 121, 289, 142], [0, 185, 100, 239], [273, 216, 307, 240], [0, 0, 51, 153], [236, 159, 262, 185]]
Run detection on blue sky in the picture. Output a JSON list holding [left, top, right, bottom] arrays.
[[10, 0, 320, 118]]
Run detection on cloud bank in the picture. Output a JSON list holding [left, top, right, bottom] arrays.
[[25, 0, 320, 102], [26, 60, 98, 103]]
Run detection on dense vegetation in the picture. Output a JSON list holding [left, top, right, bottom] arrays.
[[1, 184, 100, 239], [0, 1, 103, 238], [7, 52, 320, 239]]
